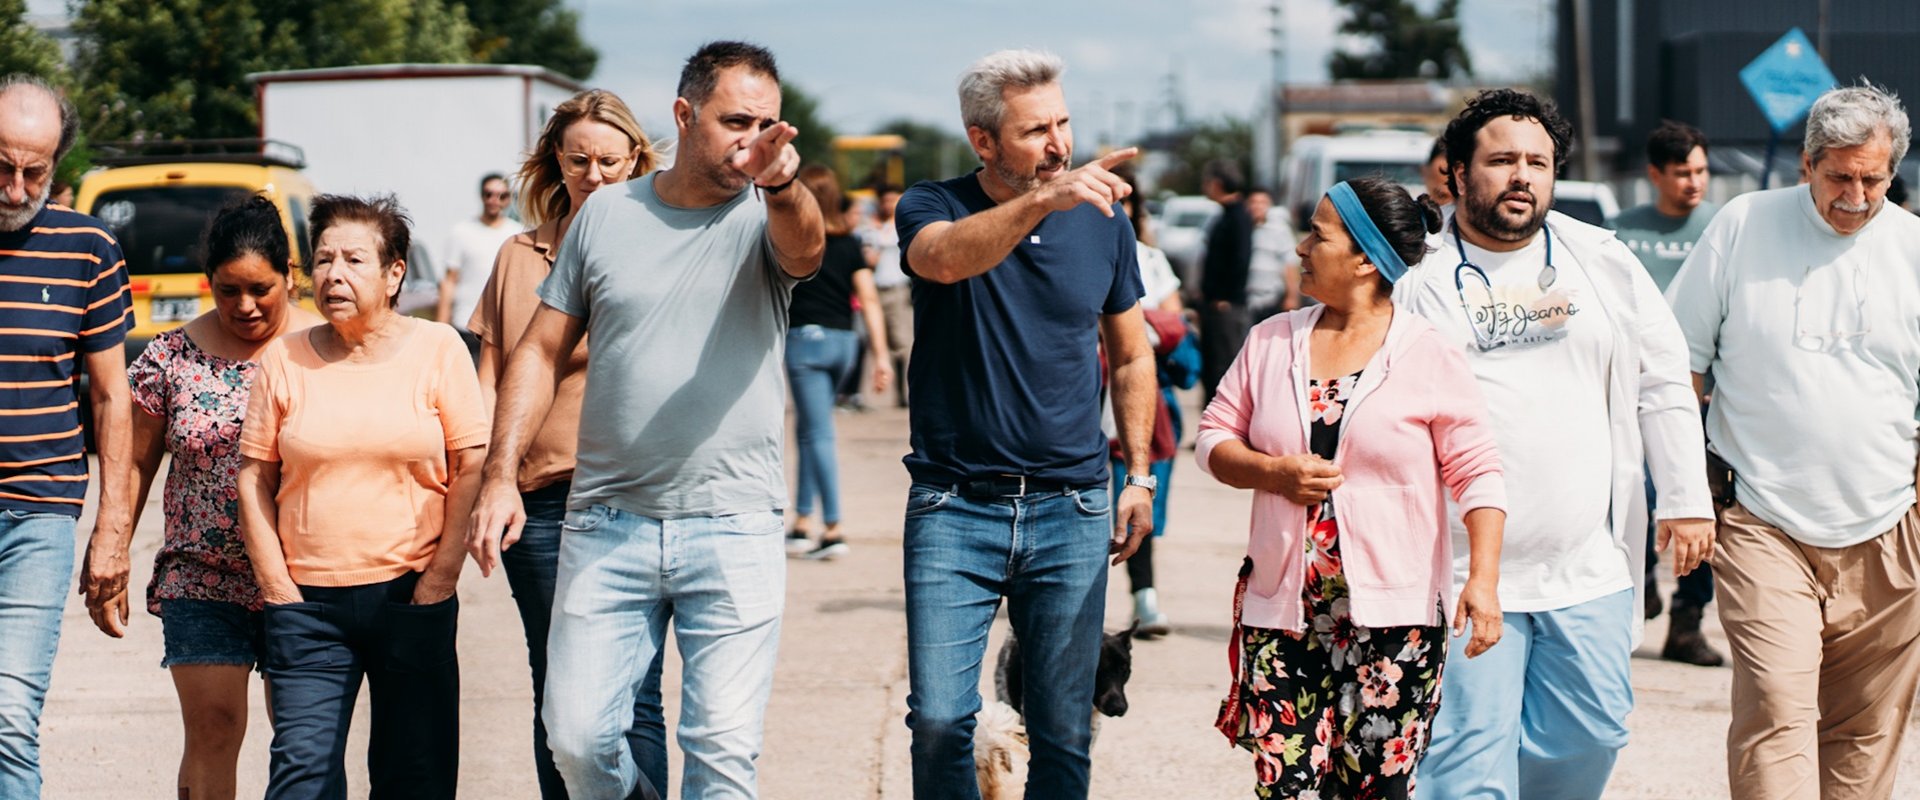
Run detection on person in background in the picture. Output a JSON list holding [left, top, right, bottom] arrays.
[[237, 194, 488, 799], [465, 88, 670, 800], [1422, 136, 1455, 207], [1111, 173, 1196, 637], [1199, 159, 1255, 406], [437, 173, 518, 357], [785, 164, 893, 560], [1607, 119, 1725, 667], [866, 184, 913, 407], [87, 197, 323, 800], [3, 74, 134, 799], [1245, 186, 1300, 318], [1200, 175, 1505, 800]]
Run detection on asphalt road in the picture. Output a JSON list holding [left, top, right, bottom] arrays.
[[37, 396, 1920, 798]]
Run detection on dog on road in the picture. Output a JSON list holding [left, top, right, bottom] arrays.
[[974, 624, 1136, 799]]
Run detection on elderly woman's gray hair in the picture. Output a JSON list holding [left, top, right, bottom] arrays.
[[1804, 83, 1911, 172], [957, 50, 1065, 134]]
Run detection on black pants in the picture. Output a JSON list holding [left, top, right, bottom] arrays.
[[263, 571, 460, 800], [1200, 301, 1250, 407]]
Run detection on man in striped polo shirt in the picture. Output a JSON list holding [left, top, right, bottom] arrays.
[[0, 74, 133, 798]]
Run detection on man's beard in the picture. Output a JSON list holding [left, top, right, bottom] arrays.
[[990, 151, 1071, 196], [1461, 179, 1549, 243], [0, 181, 48, 232]]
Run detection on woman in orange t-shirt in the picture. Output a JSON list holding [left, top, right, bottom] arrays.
[[237, 194, 489, 799]]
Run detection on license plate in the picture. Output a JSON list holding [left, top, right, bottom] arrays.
[[149, 296, 199, 323]]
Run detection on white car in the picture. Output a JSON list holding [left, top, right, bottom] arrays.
[[1551, 180, 1620, 227], [1155, 194, 1219, 289]]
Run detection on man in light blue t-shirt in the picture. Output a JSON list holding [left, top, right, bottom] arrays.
[[1607, 119, 1725, 668], [469, 42, 825, 800]]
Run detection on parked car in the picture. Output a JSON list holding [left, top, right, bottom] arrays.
[[1551, 180, 1621, 227], [1156, 194, 1218, 290]]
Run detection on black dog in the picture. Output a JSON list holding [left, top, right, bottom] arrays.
[[994, 622, 1135, 725]]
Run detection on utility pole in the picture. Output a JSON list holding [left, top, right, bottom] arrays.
[[1255, 1, 1285, 190], [1571, 0, 1602, 180]]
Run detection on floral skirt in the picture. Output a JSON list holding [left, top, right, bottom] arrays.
[[1223, 512, 1447, 800]]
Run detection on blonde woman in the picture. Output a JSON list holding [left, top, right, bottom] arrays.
[[464, 88, 668, 800]]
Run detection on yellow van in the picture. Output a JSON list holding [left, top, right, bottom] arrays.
[[74, 140, 317, 351]]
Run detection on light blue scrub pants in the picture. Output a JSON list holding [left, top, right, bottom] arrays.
[[1419, 588, 1635, 800]]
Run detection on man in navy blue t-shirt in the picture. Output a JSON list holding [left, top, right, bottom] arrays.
[[893, 49, 1157, 800]]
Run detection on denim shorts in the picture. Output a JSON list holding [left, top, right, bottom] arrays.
[[159, 598, 266, 671]]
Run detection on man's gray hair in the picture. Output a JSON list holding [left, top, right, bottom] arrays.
[[0, 74, 78, 162], [957, 49, 1064, 134], [1804, 82, 1911, 172]]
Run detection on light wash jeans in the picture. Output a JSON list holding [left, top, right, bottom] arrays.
[[504, 483, 668, 800], [903, 483, 1112, 800], [543, 505, 786, 800], [1419, 588, 1636, 800], [0, 509, 77, 799], [786, 325, 858, 524]]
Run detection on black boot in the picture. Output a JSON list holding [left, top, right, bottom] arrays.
[[1662, 603, 1725, 667], [1644, 586, 1664, 620]]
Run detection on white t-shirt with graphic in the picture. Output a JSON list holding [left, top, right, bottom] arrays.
[[1403, 227, 1632, 612]]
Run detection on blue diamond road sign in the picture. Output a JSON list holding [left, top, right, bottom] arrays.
[[1740, 28, 1838, 134]]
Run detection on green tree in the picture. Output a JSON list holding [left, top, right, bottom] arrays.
[[780, 82, 838, 177], [0, 0, 65, 81], [72, 0, 477, 142], [1328, 0, 1472, 81], [1155, 116, 1253, 196], [462, 0, 597, 80], [877, 118, 973, 188]]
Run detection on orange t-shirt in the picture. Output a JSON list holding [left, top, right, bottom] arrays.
[[239, 320, 490, 587]]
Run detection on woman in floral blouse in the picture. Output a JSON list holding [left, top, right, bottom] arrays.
[[87, 196, 319, 799], [1197, 178, 1506, 799]]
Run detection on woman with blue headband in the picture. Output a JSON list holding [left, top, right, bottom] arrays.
[[1196, 176, 1508, 798]]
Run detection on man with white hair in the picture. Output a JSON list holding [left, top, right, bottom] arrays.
[[0, 74, 133, 797], [894, 49, 1157, 799], [1667, 83, 1920, 797]]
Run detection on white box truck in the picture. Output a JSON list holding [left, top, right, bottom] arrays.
[[250, 64, 585, 288]]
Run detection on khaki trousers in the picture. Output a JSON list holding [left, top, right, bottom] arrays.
[[1717, 501, 1920, 800]]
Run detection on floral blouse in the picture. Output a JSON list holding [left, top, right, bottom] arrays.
[[126, 327, 263, 613]]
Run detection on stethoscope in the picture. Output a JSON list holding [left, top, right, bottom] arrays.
[[1450, 217, 1558, 350], [1450, 217, 1557, 296]]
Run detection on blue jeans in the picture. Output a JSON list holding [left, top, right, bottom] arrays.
[[543, 505, 785, 800], [1420, 588, 1635, 800], [786, 326, 858, 523], [262, 571, 461, 800], [0, 509, 76, 799], [504, 483, 668, 800], [903, 484, 1112, 800]]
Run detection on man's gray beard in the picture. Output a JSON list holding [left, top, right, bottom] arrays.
[[0, 182, 48, 232], [991, 159, 1040, 196], [1461, 184, 1548, 243]]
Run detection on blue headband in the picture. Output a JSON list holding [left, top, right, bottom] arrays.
[[1326, 181, 1409, 285]]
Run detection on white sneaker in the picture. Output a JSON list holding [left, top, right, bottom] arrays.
[[1133, 588, 1170, 639], [785, 531, 813, 556]]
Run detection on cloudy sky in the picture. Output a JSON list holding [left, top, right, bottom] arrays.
[[29, 0, 1553, 140]]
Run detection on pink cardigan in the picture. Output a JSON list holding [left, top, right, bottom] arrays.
[[1196, 305, 1506, 631]]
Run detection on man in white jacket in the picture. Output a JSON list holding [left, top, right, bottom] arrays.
[[1666, 83, 1920, 799], [1397, 88, 1715, 800]]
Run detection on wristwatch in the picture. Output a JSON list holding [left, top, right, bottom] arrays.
[[1124, 473, 1158, 494]]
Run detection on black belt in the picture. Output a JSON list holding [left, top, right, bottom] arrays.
[[957, 475, 1072, 498]]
